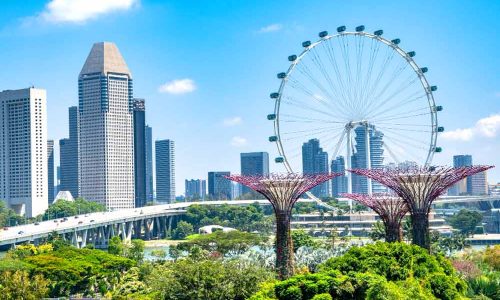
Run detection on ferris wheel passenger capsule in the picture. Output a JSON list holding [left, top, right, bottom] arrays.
[[391, 38, 401, 44], [374, 30, 384, 36], [435, 105, 443, 112], [288, 55, 297, 62], [430, 86, 438, 92], [355, 25, 365, 32], [407, 51, 416, 57], [337, 26, 346, 33], [437, 127, 445, 132], [269, 136, 278, 142], [434, 147, 443, 153], [420, 67, 428, 73], [319, 31, 328, 38], [275, 157, 284, 163], [267, 114, 276, 121], [270, 92, 279, 99], [277, 72, 286, 79], [302, 41, 311, 48]]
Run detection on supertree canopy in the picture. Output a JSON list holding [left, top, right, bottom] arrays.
[[349, 165, 494, 250], [225, 173, 341, 279], [342, 193, 409, 242]]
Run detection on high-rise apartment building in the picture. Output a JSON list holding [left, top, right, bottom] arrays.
[[208, 171, 231, 200], [133, 99, 146, 207], [449, 155, 473, 195], [59, 106, 79, 199], [351, 125, 384, 194], [145, 125, 154, 202], [331, 156, 347, 197], [302, 139, 329, 198], [471, 171, 488, 195], [185, 179, 206, 201], [79, 42, 135, 210], [0, 88, 48, 217], [47, 140, 54, 204], [240, 152, 269, 197], [155, 140, 175, 203]]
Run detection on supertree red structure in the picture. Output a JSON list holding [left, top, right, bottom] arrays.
[[225, 173, 341, 279], [342, 193, 409, 242], [349, 166, 494, 250]]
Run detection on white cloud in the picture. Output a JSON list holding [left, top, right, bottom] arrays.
[[223, 117, 242, 127], [258, 23, 282, 33], [441, 113, 500, 141], [230, 136, 247, 147], [38, 0, 138, 23], [158, 79, 197, 95]]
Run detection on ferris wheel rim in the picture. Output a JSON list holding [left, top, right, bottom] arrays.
[[272, 29, 439, 173]]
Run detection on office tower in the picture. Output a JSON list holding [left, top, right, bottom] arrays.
[[331, 156, 347, 197], [55, 166, 60, 196], [155, 140, 175, 203], [351, 125, 384, 194], [232, 182, 241, 200], [145, 125, 154, 202], [47, 140, 54, 205], [240, 152, 269, 197], [59, 106, 79, 199], [0, 88, 48, 217], [208, 171, 231, 200], [448, 155, 473, 195], [133, 99, 146, 207], [471, 171, 488, 195], [302, 139, 329, 197], [185, 179, 206, 201], [79, 42, 135, 210]]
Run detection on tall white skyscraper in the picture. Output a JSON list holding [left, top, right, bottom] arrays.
[[79, 42, 135, 210], [0, 88, 48, 217]]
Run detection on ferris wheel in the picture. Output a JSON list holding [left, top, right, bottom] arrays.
[[268, 25, 444, 195]]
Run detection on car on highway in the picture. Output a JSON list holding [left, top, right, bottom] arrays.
[[90, 219, 95, 223], [18, 231, 24, 235], [63, 217, 68, 221], [78, 221, 83, 224], [53, 220, 58, 223], [3, 227, 8, 230], [34, 222, 40, 225]]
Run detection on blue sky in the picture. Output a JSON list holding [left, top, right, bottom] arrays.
[[0, 0, 499, 193]]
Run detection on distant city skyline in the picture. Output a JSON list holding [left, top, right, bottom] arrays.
[[0, 1, 498, 196]]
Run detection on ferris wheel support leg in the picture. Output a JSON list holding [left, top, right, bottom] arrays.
[[365, 123, 372, 195]]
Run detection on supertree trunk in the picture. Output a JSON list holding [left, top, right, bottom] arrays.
[[384, 221, 402, 243], [275, 209, 294, 279], [411, 211, 430, 250]]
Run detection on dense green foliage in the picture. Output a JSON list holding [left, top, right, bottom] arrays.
[[42, 198, 106, 220], [176, 230, 267, 256], [252, 242, 467, 300], [172, 220, 194, 239], [292, 230, 319, 252], [448, 209, 483, 235], [0, 201, 26, 226], [183, 203, 272, 233], [146, 256, 274, 300], [0, 270, 49, 300]]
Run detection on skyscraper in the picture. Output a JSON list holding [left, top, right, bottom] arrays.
[[208, 171, 231, 200], [79, 42, 135, 210], [185, 179, 206, 201], [302, 139, 329, 198], [331, 156, 347, 197], [133, 98, 146, 207], [59, 106, 79, 199], [155, 140, 175, 203], [450, 155, 473, 195], [240, 152, 269, 197], [47, 140, 54, 205], [145, 125, 154, 202], [0, 88, 48, 217], [471, 171, 488, 195], [351, 125, 384, 194]]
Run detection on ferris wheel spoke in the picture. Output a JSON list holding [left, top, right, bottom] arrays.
[[323, 41, 353, 111], [295, 62, 338, 105], [282, 96, 348, 121], [280, 114, 346, 124], [281, 126, 345, 141], [358, 38, 381, 113], [371, 111, 431, 123], [338, 35, 356, 107], [366, 92, 427, 120], [370, 106, 430, 123], [382, 135, 428, 162], [377, 126, 431, 148], [374, 122, 433, 128], [360, 44, 395, 114], [383, 143, 401, 165]]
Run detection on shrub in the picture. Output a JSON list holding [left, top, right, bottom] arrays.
[[311, 294, 332, 300]]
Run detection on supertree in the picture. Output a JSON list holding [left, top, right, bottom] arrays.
[[342, 193, 409, 242], [225, 173, 341, 279], [349, 166, 493, 250]]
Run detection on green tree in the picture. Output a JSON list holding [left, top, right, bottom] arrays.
[[42, 198, 106, 220], [127, 239, 145, 262], [0, 270, 49, 300], [291, 230, 318, 252], [172, 220, 194, 240], [177, 230, 266, 256], [108, 236, 124, 255], [448, 209, 483, 235]]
